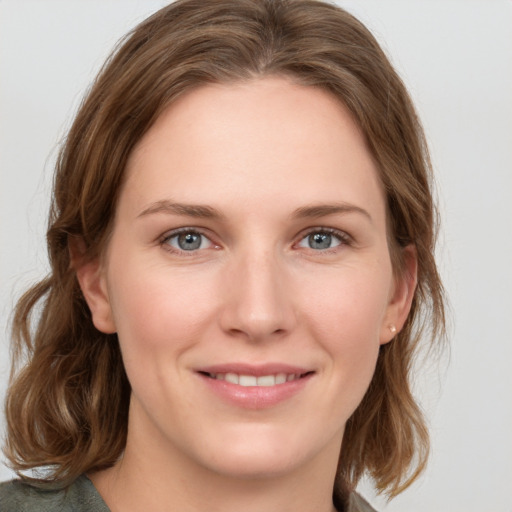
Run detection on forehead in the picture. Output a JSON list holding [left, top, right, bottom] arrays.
[[121, 77, 385, 223]]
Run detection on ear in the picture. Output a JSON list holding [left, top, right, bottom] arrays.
[[380, 245, 417, 345], [69, 237, 116, 334]]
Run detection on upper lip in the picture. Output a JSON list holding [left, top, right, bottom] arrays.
[[195, 363, 313, 377]]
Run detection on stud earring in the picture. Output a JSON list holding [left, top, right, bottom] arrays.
[[389, 325, 397, 334]]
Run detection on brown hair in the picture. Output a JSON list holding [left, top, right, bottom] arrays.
[[4, 0, 445, 499]]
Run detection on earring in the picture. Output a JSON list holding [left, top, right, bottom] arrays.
[[389, 325, 397, 334]]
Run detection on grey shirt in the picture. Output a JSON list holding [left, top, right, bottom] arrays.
[[0, 474, 376, 512], [0, 475, 109, 512]]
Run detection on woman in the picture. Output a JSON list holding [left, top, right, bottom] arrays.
[[0, 1, 445, 511]]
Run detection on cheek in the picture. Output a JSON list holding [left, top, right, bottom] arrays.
[[301, 263, 391, 344], [107, 262, 218, 358], [106, 264, 222, 417], [299, 264, 390, 402]]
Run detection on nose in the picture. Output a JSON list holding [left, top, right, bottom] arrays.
[[218, 250, 297, 342]]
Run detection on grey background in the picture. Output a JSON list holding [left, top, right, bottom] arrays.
[[1, 1, 511, 510]]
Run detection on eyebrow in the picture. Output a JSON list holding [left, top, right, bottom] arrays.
[[137, 200, 371, 222], [137, 200, 224, 220], [292, 203, 372, 222]]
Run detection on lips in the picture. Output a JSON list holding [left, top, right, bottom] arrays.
[[196, 364, 314, 408]]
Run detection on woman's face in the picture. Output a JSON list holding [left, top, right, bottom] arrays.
[[80, 77, 415, 480]]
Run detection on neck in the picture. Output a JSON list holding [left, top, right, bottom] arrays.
[[90, 400, 342, 512]]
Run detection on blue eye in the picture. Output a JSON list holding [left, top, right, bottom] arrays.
[[164, 230, 213, 252], [298, 230, 344, 250]]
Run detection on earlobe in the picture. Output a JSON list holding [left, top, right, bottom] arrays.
[[380, 245, 418, 345], [70, 239, 116, 334]]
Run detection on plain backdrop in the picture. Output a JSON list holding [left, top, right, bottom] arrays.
[[1, 1, 511, 511]]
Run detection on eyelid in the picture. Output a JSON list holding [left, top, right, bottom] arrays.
[[159, 227, 219, 254], [157, 225, 352, 255], [294, 226, 353, 250]]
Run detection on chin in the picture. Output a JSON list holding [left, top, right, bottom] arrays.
[[206, 448, 304, 480], [194, 423, 339, 480]]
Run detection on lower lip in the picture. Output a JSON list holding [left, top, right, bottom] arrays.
[[198, 373, 313, 409]]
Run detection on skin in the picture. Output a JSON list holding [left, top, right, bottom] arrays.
[[77, 77, 416, 512]]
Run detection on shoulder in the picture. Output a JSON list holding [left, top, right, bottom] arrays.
[[0, 474, 110, 512]]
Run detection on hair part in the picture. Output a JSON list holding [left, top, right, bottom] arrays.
[[5, 0, 446, 499]]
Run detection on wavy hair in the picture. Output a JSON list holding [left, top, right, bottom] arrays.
[[4, 0, 445, 499]]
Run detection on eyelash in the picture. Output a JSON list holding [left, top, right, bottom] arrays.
[[159, 226, 352, 255], [296, 227, 353, 253], [160, 227, 217, 255]]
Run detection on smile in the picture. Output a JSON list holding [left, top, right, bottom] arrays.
[[196, 364, 314, 408], [205, 372, 305, 386]]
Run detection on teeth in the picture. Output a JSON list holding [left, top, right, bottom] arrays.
[[239, 375, 257, 386], [225, 373, 239, 384], [275, 373, 287, 384], [256, 375, 275, 386], [212, 372, 302, 386]]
